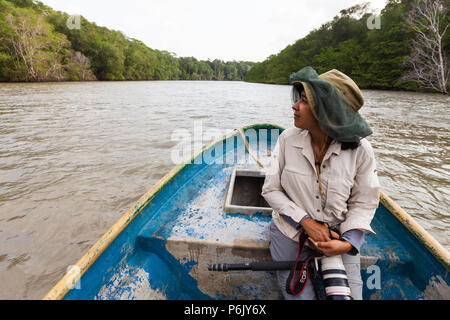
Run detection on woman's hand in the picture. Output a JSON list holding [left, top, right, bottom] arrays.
[[300, 218, 350, 256], [300, 218, 337, 242], [310, 239, 353, 256]]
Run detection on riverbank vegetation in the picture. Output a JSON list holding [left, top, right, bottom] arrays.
[[0, 0, 448, 93], [0, 0, 254, 82], [244, 0, 449, 93]]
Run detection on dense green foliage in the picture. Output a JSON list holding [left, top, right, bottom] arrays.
[[0, 0, 254, 81], [245, 0, 449, 91], [0, 0, 96, 81], [1, 0, 447, 89]]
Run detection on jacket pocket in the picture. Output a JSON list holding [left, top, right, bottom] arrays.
[[325, 177, 353, 217], [284, 165, 311, 176]]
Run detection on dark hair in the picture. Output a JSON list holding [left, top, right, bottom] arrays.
[[291, 83, 304, 104], [340, 140, 361, 150]]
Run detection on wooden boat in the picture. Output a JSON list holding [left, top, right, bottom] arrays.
[[44, 124, 450, 300]]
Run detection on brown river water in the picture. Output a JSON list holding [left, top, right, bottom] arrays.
[[0, 81, 449, 299]]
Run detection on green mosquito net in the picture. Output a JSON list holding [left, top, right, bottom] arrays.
[[290, 66, 373, 143]]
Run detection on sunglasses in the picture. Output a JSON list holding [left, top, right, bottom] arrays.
[[292, 84, 309, 105]]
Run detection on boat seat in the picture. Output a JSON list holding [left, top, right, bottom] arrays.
[[136, 232, 412, 273], [135, 235, 283, 300]]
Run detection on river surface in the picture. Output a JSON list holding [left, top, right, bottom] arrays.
[[0, 81, 449, 299]]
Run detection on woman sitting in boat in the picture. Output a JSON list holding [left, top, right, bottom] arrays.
[[261, 66, 380, 300]]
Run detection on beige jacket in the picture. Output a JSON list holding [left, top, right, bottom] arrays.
[[262, 127, 380, 241]]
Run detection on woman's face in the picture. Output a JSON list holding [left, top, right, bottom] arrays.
[[292, 90, 318, 130]]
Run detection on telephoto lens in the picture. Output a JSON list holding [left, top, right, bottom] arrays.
[[320, 256, 353, 300]]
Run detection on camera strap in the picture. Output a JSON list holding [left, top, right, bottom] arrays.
[[285, 231, 322, 297]]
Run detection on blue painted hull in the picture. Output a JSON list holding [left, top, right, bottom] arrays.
[[61, 124, 449, 300]]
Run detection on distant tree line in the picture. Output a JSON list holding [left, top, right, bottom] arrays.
[[244, 0, 449, 93], [0, 0, 254, 82]]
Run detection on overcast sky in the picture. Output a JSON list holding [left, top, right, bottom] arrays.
[[41, 0, 387, 62]]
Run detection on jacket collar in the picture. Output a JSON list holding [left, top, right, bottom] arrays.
[[291, 129, 341, 156]]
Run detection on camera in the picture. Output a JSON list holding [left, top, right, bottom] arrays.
[[320, 255, 353, 300]]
